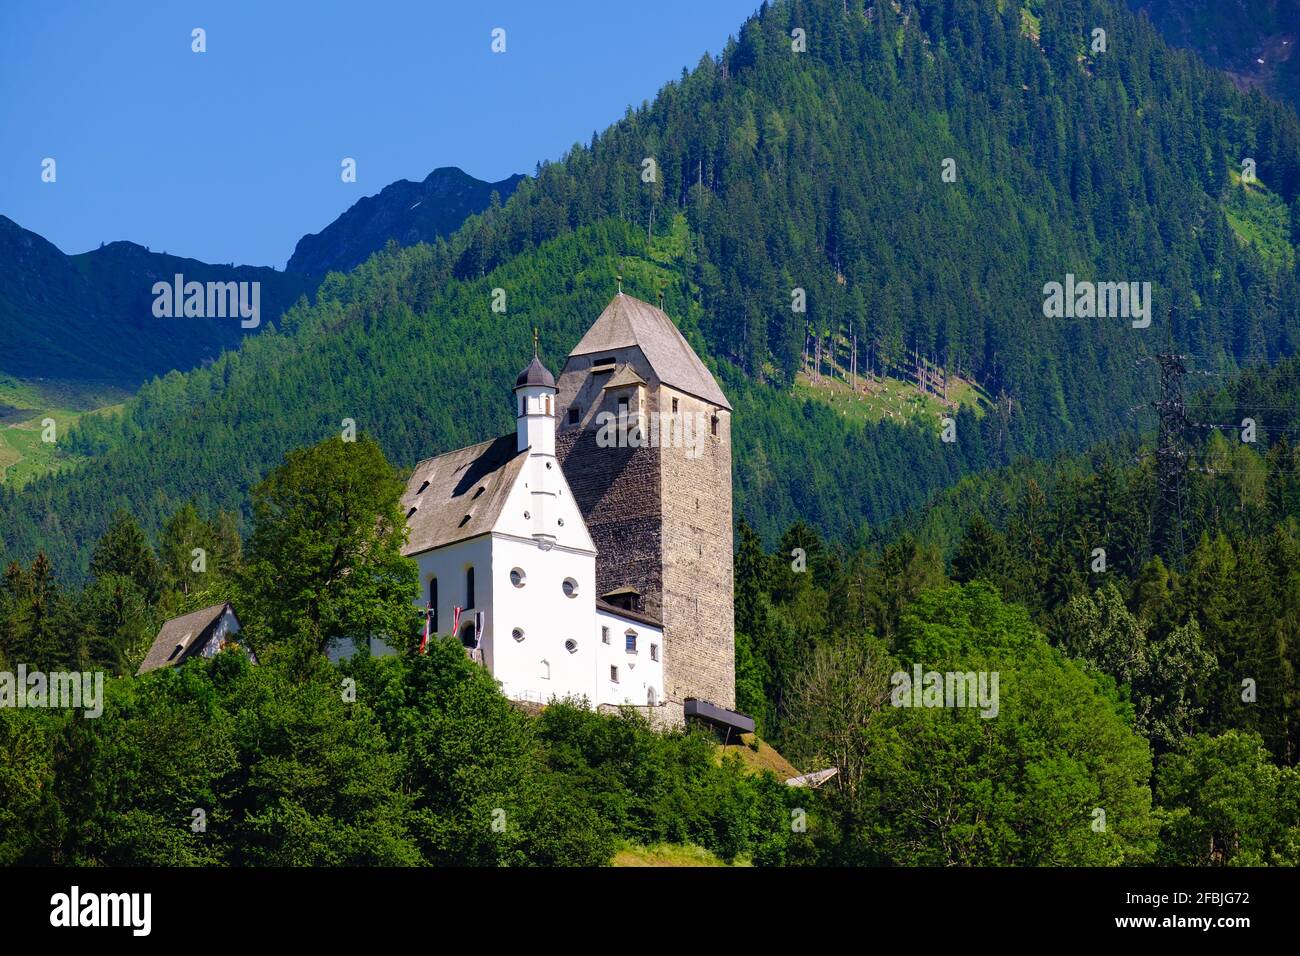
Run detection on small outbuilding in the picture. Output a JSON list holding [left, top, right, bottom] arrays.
[[137, 602, 250, 675]]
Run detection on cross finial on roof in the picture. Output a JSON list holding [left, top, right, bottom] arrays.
[[532, 327, 539, 358]]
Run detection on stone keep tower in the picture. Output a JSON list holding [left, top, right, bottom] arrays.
[[555, 292, 735, 710]]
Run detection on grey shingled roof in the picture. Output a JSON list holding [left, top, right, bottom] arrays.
[[401, 433, 528, 556], [568, 294, 731, 410], [137, 602, 235, 675]]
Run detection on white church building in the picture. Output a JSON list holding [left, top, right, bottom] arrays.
[[388, 291, 746, 737], [398, 334, 666, 710]]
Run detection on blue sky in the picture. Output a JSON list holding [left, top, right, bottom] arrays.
[[0, 0, 759, 268]]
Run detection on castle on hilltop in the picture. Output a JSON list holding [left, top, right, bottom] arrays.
[[397, 292, 741, 727]]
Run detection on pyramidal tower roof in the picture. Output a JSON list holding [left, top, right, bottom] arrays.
[[569, 293, 731, 410]]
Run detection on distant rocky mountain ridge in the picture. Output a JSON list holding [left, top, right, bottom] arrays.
[[286, 166, 524, 277], [0, 166, 522, 387], [0, 216, 310, 385], [1127, 0, 1300, 107]]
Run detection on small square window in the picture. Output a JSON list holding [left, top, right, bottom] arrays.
[[650, 643, 659, 662], [671, 397, 679, 413], [610, 665, 619, 683], [625, 632, 637, 653], [601, 626, 610, 644]]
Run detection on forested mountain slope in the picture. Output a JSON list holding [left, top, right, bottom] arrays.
[[3, 0, 1299, 577], [840, 353, 1300, 765], [0, 169, 518, 390], [0, 216, 312, 386]]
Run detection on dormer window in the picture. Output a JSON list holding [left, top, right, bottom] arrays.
[[168, 631, 193, 661], [592, 356, 616, 372]]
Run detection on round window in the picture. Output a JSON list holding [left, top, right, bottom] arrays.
[[512, 628, 525, 642], [510, 567, 526, 588], [565, 639, 578, 654], [562, 578, 579, 598]]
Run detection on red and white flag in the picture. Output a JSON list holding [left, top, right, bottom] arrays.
[[419, 601, 432, 654]]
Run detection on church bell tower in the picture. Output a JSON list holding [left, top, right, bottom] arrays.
[[554, 292, 735, 710]]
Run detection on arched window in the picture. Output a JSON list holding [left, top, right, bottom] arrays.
[[647, 687, 657, 706]]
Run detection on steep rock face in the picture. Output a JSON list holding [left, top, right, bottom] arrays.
[[286, 167, 524, 277]]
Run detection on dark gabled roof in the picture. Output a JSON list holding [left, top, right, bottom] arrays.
[[568, 293, 731, 410], [137, 602, 238, 675], [514, 355, 556, 389], [401, 434, 527, 556]]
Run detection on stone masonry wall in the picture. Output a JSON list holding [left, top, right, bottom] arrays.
[[556, 429, 663, 615], [556, 344, 735, 712], [656, 388, 735, 709]]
